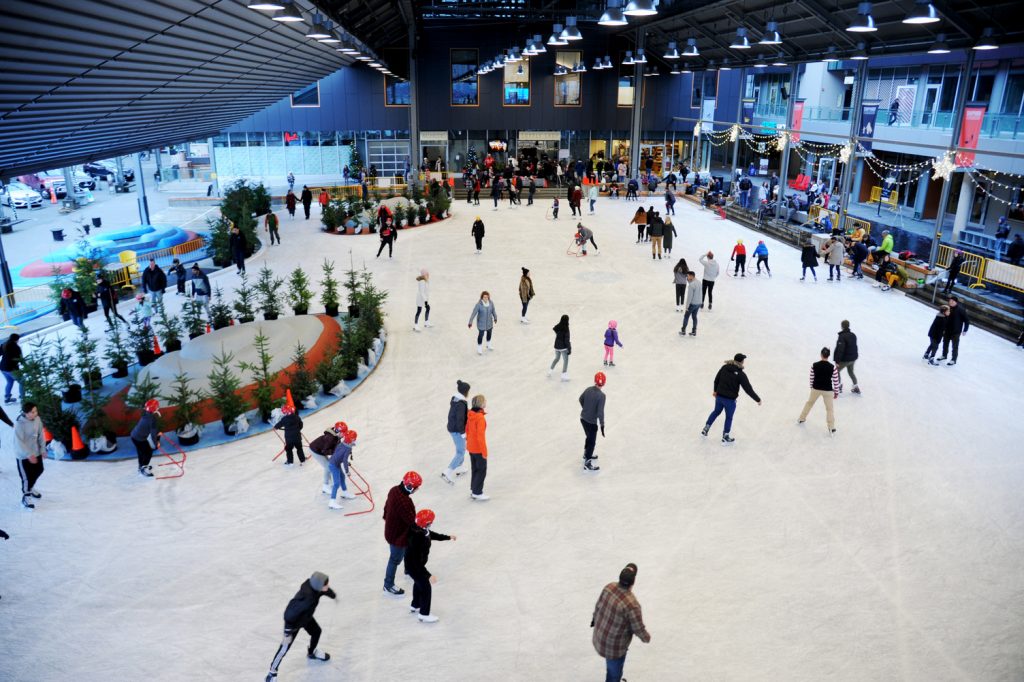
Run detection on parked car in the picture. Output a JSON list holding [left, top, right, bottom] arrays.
[[83, 160, 134, 182], [20, 173, 67, 199], [41, 170, 94, 191], [0, 181, 44, 209]]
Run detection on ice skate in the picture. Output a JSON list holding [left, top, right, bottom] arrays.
[[139, 466, 154, 477], [413, 323, 421, 332], [722, 434, 735, 445], [454, 465, 469, 477], [608, 361, 615, 367], [851, 386, 861, 394], [328, 499, 343, 510], [520, 317, 529, 324], [486, 341, 494, 351], [28, 490, 41, 499], [947, 360, 956, 366], [603, 360, 608, 366], [928, 358, 940, 366], [266, 673, 277, 682], [283, 462, 294, 468], [338, 490, 356, 499], [307, 649, 330, 661], [701, 424, 710, 437], [560, 372, 569, 382], [829, 428, 837, 437], [21, 495, 34, 509], [546, 369, 553, 378], [689, 331, 696, 336], [441, 469, 455, 485], [409, 606, 420, 613], [418, 614, 439, 623], [384, 585, 405, 595], [583, 459, 600, 471], [321, 484, 332, 494], [424, 321, 433, 328], [471, 493, 491, 501], [477, 345, 483, 355]]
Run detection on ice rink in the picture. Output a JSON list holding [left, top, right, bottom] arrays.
[[2, 193, 1023, 682]]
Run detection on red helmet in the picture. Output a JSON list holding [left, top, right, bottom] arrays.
[[281, 404, 295, 415], [333, 421, 348, 434], [402, 471, 423, 490], [61, 288, 72, 299], [144, 399, 160, 413], [415, 509, 435, 528], [343, 429, 358, 444], [594, 372, 606, 387]]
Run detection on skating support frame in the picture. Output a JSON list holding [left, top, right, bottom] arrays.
[[343, 463, 374, 517], [271, 429, 313, 462], [155, 436, 187, 479]]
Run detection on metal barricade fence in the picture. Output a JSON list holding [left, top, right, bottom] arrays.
[[979, 258, 1024, 293], [935, 244, 985, 288]]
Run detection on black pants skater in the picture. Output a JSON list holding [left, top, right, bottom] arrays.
[[411, 574, 432, 616], [102, 302, 127, 324], [701, 280, 715, 308], [415, 303, 430, 324], [284, 438, 306, 464], [302, 202, 312, 219], [474, 235, 483, 251], [132, 437, 154, 469], [581, 418, 598, 462], [941, 334, 961, 362], [17, 457, 44, 496], [268, 618, 322, 675], [376, 237, 394, 258], [756, 256, 771, 274], [924, 337, 942, 359], [269, 226, 281, 245], [733, 254, 746, 275], [675, 283, 686, 306], [469, 452, 487, 495]]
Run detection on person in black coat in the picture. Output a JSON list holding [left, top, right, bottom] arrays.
[[943, 250, 966, 294], [1, 333, 22, 404], [58, 288, 87, 329], [229, 224, 247, 274], [404, 509, 456, 623], [847, 239, 868, 279], [96, 273, 127, 325], [701, 353, 762, 445], [171, 258, 187, 295], [300, 185, 314, 220], [940, 295, 970, 365], [266, 572, 335, 680], [141, 258, 167, 305], [273, 404, 305, 465], [376, 218, 397, 259], [833, 320, 860, 394], [800, 242, 819, 281], [442, 380, 470, 484], [471, 218, 485, 253], [924, 305, 949, 364], [548, 314, 571, 380]]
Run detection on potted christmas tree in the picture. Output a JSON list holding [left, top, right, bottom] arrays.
[[163, 369, 206, 446], [320, 259, 340, 317], [392, 202, 406, 229], [73, 327, 103, 391], [125, 369, 161, 414], [182, 299, 206, 339], [103, 319, 133, 378], [343, 265, 361, 319], [314, 349, 344, 395], [207, 348, 246, 435], [232, 272, 257, 324], [239, 329, 281, 422], [287, 267, 314, 315], [288, 342, 319, 408], [255, 264, 283, 321], [128, 306, 156, 366], [209, 286, 233, 330], [52, 335, 82, 403], [155, 301, 183, 352], [79, 380, 116, 454]]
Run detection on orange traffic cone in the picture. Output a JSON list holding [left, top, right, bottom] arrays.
[[153, 335, 162, 355], [70, 426, 88, 458], [49, 186, 56, 204], [43, 426, 53, 444], [285, 389, 296, 411], [205, 323, 211, 334]]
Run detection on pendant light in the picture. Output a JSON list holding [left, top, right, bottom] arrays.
[[927, 33, 951, 54], [548, 24, 568, 46], [847, 2, 877, 32], [272, 1, 303, 22], [623, 50, 635, 65], [306, 15, 330, 39], [771, 53, 787, 67], [599, 0, 629, 26], [972, 27, 998, 50], [683, 37, 699, 57], [822, 46, 840, 62], [635, 48, 647, 64], [248, 0, 285, 10], [532, 34, 547, 53], [730, 28, 751, 49], [850, 42, 869, 60], [753, 61, 768, 69], [759, 21, 782, 45], [317, 22, 340, 44], [720, 59, 732, 71], [594, 57, 605, 70], [560, 16, 583, 41], [903, 0, 939, 24], [623, 0, 658, 17], [603, 56, 612, 69], [663, 41, 680, 59]]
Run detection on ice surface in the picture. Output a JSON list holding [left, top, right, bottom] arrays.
[[2, 196, 1023, 682]]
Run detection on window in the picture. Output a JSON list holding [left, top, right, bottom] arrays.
[[971, 68, 996, 104], [1003, 70, 1024, 115], [691, 71, 717, 108], [451, 49, 479, 106], [617, 76, 634, 107], [503, 59, 531, 106], [290, 82, 320, 108], [554, 51, 582, 106], [385, 75, 411, 106]]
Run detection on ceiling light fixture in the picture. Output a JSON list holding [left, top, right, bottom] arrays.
[[561, 16, 583, 41], [594, 57, 605, 70], [972, 27, 998, 50], [664, 41, 680, 59], [624, 0, 658, 17], [730, 27, 751, 49], [822, 46, 840, 62], [272, 1, 303, 22], [851, 41, 869, 60], [635, 48, 647, 64], [248, 0, 285, 10], [670, 64, 681, 74], [306, 15, 330, 39], [903, 0, 939, 24], [771, 53, 787, 66], [928, 33, 951, 54], [623, 50, 635, 65], [599, 0, 629, 26], [753, 60, 768, 68], [759, 20, 782, 45], [683, 37, 699, 57], [847, 2, 877, 32], [548, 24, 568, 46], [532, 34, 547, 53], [603, 56, 612, 69], [720, 59, 732, 71]]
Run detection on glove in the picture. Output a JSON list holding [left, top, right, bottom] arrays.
[[600, 424, 606, 438], [0, 529, 9, 540]]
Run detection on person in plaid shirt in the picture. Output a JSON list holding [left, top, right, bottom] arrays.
[[591, 563, 651, 682]]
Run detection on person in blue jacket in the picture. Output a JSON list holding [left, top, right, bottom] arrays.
[[327, 430, 358, 510], [130, 399, 161, 478], [752, 240, 771, 276]]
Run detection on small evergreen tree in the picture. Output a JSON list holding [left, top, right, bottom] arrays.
[[238, 330, 281, 419], [182, 299, 207, 338], [343, 265, 362, 314], [288, 342, 319, 402], [51, 334, 77, 389], [78, 379, 111, 441], [127, 305, 152, 355], [73, 327, 102, 389], [208, 347, 246, 428], [255, 264, 284, 319], [163, 370, 207, 432], [205, 215, 233, 265], [232, 272, 257, 322], [349, 138, 362, 173], [287, 267, 314, 314], [320, 259, 340, 312], [103, 319, 133, 372], [467, 143, 478, 168], [209, 286, 234, 329], [155, 301, 182, 349], [125, 369, 161, 412]]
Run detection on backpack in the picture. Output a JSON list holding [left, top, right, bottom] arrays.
[[309, 432, 338, 456]]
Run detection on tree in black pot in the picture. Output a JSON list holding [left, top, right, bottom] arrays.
[[207, 348, 247, 435], [287, 267, 314, 315], [320, 259, 340, 317], [182, 299, 207, 339], [155, 301, 183, 352], [255, 264, 284, 321], [128, 305, 155, 366], [314, 343, 344, 394], [343, 265, 362, 318], [206, 215, 233, 267], [288, 342, 319, 407], [232, 272, 257, 323], [209, 286, 234, 330], [220, 179, 269, 257], [79, 377, 115, 454], [103, 319, 133, 378], [51, 335, 82, 403], [163, 369, 207, 445], [125, 369, 161, 415], [239, 329, 281, 422], [73, 327, 103, 391]]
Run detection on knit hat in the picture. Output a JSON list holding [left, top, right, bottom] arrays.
[[456, 380, 470, 396], [309, 571, 329, 591], [618, 563, 638, 587], [840, 320, 850, 330], [734, 353, 747, 363], [521, 267, 529, 276]]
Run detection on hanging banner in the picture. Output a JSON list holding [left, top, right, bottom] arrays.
[[741, 99, 755, 126], [701, 98, 716, 133], [955, 104, 986, 167], [790, 100, 805, 142], [858, 100, 880, 151]]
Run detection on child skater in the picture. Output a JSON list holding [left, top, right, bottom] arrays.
[[414, 269, 431, 332], [135, 292, 154, 329], [309, 422, 345, 495], [405, 509, 456, 623], [603, 320, 624, 367], [327, 429, 358, 510], [551, 196, 560, 220], [274, 404, 305, 466]]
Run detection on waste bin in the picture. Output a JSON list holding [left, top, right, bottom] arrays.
[[51, 228, 64, 241], [92, 217, 102, 228]]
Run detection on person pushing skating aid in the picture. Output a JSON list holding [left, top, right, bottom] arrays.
[[273, 404, 305, 466]]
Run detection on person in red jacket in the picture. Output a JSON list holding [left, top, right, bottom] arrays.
[[730, 239, 747, 277], [571, 185, 583, 217], [382, 471, 422, 595], [318, 189, 330, 212], [465, 395, 490, 501]]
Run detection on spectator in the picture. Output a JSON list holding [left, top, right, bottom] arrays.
[[171, 258, 187, 296], [877, 230, 894, 258], [1007, 234, 1024, 266], [591, 563, 651, 682], [190, 264, 211, 316], [1, 334, 22, 404], [943, 249, 966, 294], [994, 217, 1011, 261], [141, 257, 167, 305]]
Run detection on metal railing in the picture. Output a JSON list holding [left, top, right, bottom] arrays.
[[868, 186, 900, 209]]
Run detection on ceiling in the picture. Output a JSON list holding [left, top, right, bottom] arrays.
[[0, 0, 406, 180]]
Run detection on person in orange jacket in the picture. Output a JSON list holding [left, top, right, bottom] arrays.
[[465, 395, 490, 501], [730, 239, 747, 277], [318, 189, 330, 212]]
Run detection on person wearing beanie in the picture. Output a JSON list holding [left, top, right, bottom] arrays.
[[405, 509, 457, 623], [603, 320, 623, 367], [518, 267, 535, 324], [701, 353, 762, 445], [265, 571, 335, 680], [466, 395, 490, 501], [833, 320, 860, 395], [591, 562, 650, 682], [753, 240, 771, 276], [442, 380, 471, 484], [943, 249, 966, 295], [471, 217, 486, 253], [730, 239, 747, 276], [414, 269, 431, 332], [797, 347, 841, 434]]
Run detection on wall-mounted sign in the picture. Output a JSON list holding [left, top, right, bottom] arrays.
[[518, 130, 560, 142], [420, 131, 449, 142]]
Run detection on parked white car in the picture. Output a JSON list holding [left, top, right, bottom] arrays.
[[1, 181, 44, 209]]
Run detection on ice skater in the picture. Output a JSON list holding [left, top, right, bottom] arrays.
[[923, 306, 949, 364], [551, 196, 560, 220], [699, 252, 718, 310], [753, 240, 771, 276], [822, 236, 845, 281], [274, 404, 306, 466], [800, 241, 819, 281], [383, 471, 422, 596], [591, 563, 651, 682], [939, 295, 970, 366], [575, 223, 599, 256], [376, 218, 396, 258], [467, 291, 497, 355], [466, 395, 490, 501], [663, 217, 677, 255], [630, 206, 647, 243], [130, 399, 161, 478], [14, 401, 46, 509], [579, 372, 606, 471], [833, 320, 860, 395], [327, 429, 358, 510], [673, 260, 689, 312], [309, 422, 345, 495], [471, 217, 485, 253], [678, 272, 702, 337], [442, 380, 470, 484], [518, 267, 535, 324], [265, 572, 334, 681], [603, 320, 623, 367], [414, 269, 431, 332], [730, 239, 747, 276], [406, 510, 456, 624], [796, 347, 841, 434], [701, 353, 762, 445], [548, 315, 572, 380]]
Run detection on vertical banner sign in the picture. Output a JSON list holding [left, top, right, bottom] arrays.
[[956, 104, 986, 167], [790, 100, 805, 142], [741, 99, 755, 126], [702, 98, 717, 133], [858, 101, 880, 152]]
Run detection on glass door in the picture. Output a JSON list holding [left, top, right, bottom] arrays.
[[921, 85, 940, 126]]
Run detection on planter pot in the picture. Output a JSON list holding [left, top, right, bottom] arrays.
[[325, 303, 339, 317], [347, 304, 360, 319], [222, 420, 235, 436], [344, 369, 359, 381], [62, 384, 83, 403], [264, 311, 280, 321], [238, 316, 255, 324], [177, 425, 201, 446], [165, 339, 182, 353], [293, 306, 309, 316], [112, 362, 129, 378], [83, 373, 102, 391], [213, 257, 231, 268], [188, 331, 203, 340], [321, 382, 336, 395], [136, 349, 156, 366], [212, 320, 230, 330], [260, 411, 272, 424]]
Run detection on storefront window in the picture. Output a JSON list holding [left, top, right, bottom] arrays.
[[451, 49, 479, 106], [555, 51, 582, 107], [291, 82, 320, 108], [504, 60, 531, 106]]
